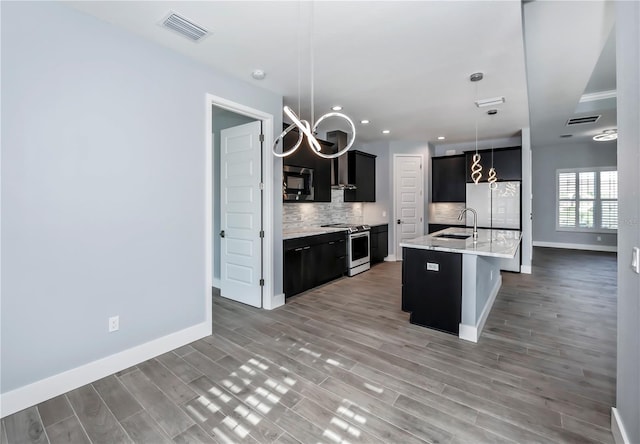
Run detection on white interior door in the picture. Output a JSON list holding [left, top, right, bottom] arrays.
[[220, 121, 263, 307], [394, 155, 424, 260]]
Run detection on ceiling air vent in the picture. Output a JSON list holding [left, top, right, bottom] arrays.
[[161, 12, 209, 42], [566, 115, 601, 126]]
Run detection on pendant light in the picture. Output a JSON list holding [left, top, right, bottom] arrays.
[[487, 109, 498, 189], [272, 2, 356, 159], [470, 72, 483, 184], [488, 148, 497, 189]]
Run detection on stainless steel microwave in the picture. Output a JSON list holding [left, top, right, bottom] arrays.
[[283, 165, 314, 201]]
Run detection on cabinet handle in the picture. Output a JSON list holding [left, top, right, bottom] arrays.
[[329, 241, 335, 245], [303, 246, 311, 250], [295, 247, 303, 251]]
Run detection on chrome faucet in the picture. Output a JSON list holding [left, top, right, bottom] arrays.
[[458, 207, 478, 241]]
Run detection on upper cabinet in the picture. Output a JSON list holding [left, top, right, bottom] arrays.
[[465, 147, 522, 183], [344, 150, 376, 202], [432, 155, 466, 202], [282, 126, 334, 202]]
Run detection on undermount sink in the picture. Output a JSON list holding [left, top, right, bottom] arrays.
[[433, 233, 471, 240]]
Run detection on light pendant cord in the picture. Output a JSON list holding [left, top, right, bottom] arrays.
[[272, 0, 356, 159], [470, 78, 482, 184]]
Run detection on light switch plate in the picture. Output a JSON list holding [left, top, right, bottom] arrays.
[[632, 247, 640, 274]]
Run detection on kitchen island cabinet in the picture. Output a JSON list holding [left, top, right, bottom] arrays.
[[400, 227, 521, 342]]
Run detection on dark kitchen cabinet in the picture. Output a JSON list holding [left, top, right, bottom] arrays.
[[284, 231, 347, 298], [344, 150, 376, 202], [432, 155, 466, 202], [402, 248, 462, 335], [465, 146, 522, 183], [370, 224, 389, 264], [282, 126, 335, 202]]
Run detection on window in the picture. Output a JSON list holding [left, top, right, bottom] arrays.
[[557, 168, 617, 232]]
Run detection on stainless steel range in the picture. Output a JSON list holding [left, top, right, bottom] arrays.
[[321, 223, 371, 276]]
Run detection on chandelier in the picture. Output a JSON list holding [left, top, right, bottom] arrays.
[[272, 2, 356, 159]]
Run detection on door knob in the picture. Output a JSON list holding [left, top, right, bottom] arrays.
[[397, 219, 402, 224], [220, 230, 225, 238]]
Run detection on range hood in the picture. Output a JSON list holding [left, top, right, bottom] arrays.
[[326, 130, 357, 190]]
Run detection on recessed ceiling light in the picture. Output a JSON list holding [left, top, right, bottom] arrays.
[[475, 97, 505, 108], [331, 105, 343, 111], [382, 130, 390, 134], [251, 69, 266, 80], [360, 119, 370, 124], [437, 136, 446, 140]]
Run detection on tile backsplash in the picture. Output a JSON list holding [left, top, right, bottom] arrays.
[[283, 190, 363, 229], [429, 202, 466, 225]]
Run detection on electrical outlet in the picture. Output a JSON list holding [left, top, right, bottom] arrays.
[[382, 211, 387, 217], [108, 315, 119, 332]]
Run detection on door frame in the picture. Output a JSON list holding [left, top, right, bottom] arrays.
[[206, 94, 275, 309], [392, 153, 425, 261]]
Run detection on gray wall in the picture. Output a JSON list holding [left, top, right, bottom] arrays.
[[531, 140, 617, 247], [1, 1, 282, 395], [211, 108, 256, 282], [615, 3, 640, 443]]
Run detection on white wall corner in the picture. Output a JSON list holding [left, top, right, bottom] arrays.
[[611, 407, 631, 444], [385, 254, 398, 262], [458, 324, 479, 343], [520, 265, 532, 274], [0, 322, 210, 418]]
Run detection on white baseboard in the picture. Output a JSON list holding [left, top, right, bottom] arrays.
[[459, 276, 502, 343], [266, 293, 285, 310], [0, 321, 211, 418], [521, 265, 532, 274], [533, 241, 617, 253], [385, 254, 397, 262], [611, 407, 631, 444]]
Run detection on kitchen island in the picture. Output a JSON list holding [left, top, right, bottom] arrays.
[[400, 227, 522, 342]]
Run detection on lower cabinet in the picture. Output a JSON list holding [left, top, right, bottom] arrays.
[[402, 248, 462, 335], [284, 232, 347, 298], [370, 224, 389, 264]]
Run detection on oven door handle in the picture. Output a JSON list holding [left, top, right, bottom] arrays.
[[350, 231, 369, 239]]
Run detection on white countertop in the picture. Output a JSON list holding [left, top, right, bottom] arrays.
[[283, 226, 349, 240], [283, 220, 389, 240], [400, 227, 522, 259]]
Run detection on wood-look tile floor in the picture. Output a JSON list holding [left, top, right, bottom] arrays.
[[2, 248, 617, 443]]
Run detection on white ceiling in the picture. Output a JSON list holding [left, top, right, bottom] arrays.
[[66, 1, 615, 148], [522, 0, 616, 147]]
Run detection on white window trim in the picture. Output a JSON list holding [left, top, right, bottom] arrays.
[[555, 166, 618, 233]]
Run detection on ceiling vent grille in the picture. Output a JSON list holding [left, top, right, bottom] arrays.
[[566, 115, 601, 126], [161, 12, 209, 42]]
